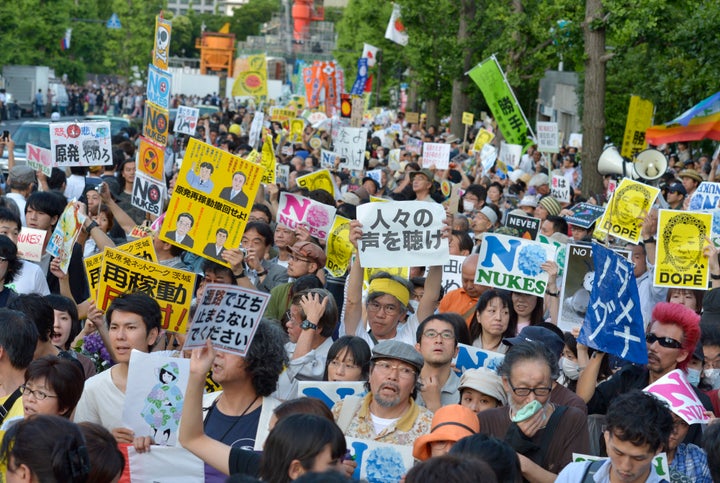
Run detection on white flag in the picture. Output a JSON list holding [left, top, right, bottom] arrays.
[[385, 3, 408, 46], [362, 43, 379, 67]]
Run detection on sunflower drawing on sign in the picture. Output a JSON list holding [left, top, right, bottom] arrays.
[[232, 54, 268, 98]]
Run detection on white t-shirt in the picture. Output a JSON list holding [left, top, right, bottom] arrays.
[[370, 413, 400, 435], [74, 368, 125, 431], [8, 260, 50, 295], [344, 313, 419, 350]]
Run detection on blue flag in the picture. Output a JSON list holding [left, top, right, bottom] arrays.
[[578, 243, 647, 365], [350, 58, 368, 96]]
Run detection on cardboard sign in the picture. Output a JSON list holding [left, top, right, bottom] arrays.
[[422, 142, 450, 169], [183, 283, 269, 356], [97, 247, 195, 333], [536, 122, 559, 153], [505, 213, 540, 240], [405, 112, 420, 124], [453, 344, 505, 376], [123, 351, 190, 447], [26, 143, 52, 176], [325, 215, 353, 277], [50, 122, 112, 167], [356, 201, 449, 268], [143, 102, 170, 146], [335, 127, 368, 170], [475, 233, 557, 296], [551, 173, 571, 203], [146, 64, 172, 110], [84, 237, 157, 296], [137, 137, 165, 181], [462, 112, 474, 126], [689, 182, 720, 211], [152, 16, 172, 71], [595, 178, 659, 244], [296, 169, 336, 197], [131, 171, 167, 216], [644, 369, 710, 425], [46, 202, 86, 273], [173, 106, 199, 136], [297, 381, 366, 409], [16, 227, 46, 262], [564, 202, 605, 229], [654, 209, 711, 289], [346, 438, 414, 482], [277, 192, 336, 241]]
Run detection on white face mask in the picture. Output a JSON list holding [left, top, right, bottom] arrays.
[[463, 200, 475, 213], [703, 368, 720, 390], [686, 368, 701, 386], [561, 357, 580, 381]]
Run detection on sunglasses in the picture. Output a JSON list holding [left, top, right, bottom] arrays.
[[645, 333, 682, 349]]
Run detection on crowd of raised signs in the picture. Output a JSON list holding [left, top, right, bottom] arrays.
[[1, 103, 720, 483]]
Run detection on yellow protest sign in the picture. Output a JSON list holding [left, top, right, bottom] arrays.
[[97, 247, 195, 333], [621, 95, 654, 158], [290, 118, 305, 143], [325, 216, 353, 277], [473, 128, 495, 153], [84, 237, 158, 296], [296, 169, 336, 197], [462, 112, 474, 125], [161, 138, 263, 266], [595, 178, 660, 244], [369, 196, 388, 203], [143, 102, 169, 146], [152, 16, 172, 71], [654, 210, 711, 289], [270, 107, 295, 122], [137, 137, 165, 181], [260, 130, 276, 184], [232, 54, 268, 98]]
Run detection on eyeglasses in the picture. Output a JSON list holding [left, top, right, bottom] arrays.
[[367, 301, 400, 315], [19, 384, 58, 401], [373, 360, 417, 378], [645, 333, 683, 349], [508, 380, 552, 397], [0, 256, 7, 263], [423, 329, 455, 340], [285, 309, 302, 324], [329, 360, 360, 371]]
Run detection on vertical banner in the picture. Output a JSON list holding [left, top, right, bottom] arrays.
[[468, 56, 534, 148], [621, 95, 654, 158], [351, 58, 369, 96], [152, 16, 172, 71]]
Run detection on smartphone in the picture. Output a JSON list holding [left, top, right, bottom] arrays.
[[2, 131, 8, 141]]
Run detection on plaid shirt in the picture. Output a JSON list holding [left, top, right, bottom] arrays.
[[669, 443, 711, 483]]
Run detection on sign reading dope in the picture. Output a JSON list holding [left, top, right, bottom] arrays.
[[277, 192, 337, 241]]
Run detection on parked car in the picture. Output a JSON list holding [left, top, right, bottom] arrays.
[[0, 120, 50, 171], [84, 115, 130, 136]]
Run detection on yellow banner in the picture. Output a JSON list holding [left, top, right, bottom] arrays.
[[84, 236, 158, 296], [232, 54, 268, 98], [621, 96, 654, 158], [143, 102, 169, 146], [161, 138, 263, 266], [97, 247, 195, 333], [473, 128, 495, 153], [654, 210, 711, 289], [270, 107, 296, 122], [137, 137, 165, 181], [594, 178, 660, 245], [260, 129, 276, 184], [325, 216, 353, 277], [462, 112, 474, 125], [152, 16, 172, 71], [296, 169, 336, 197]]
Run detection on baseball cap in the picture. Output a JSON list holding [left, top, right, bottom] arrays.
[[289, 241, 326, 268], [503, 326, 565, 359], [667, 183, 687, 196], [371, 340, 424, 373]]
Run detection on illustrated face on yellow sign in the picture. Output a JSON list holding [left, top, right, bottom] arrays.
[[654, 210, 711, 288], [260, 130, 276, 184], [596, 178, 659, 244], [473, 128, 495, 153], [296, 169, 336, 197], [325, 216, 353, 277]]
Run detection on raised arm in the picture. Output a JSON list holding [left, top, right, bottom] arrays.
[[342, 220, 364, 336]]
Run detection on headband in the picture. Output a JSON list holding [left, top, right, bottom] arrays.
[[368, 278, 410, 307]]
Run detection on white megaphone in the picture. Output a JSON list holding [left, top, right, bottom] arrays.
[[598, 147, 667, 181]]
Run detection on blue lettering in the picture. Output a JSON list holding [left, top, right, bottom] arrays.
[[480, 236, 521, 271], [299, 387, 334, 409], [454, 345, 489, 375], [350, 441, 368, 480]]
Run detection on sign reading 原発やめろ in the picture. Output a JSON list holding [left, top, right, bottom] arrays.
[[50, 122, 112, 167]]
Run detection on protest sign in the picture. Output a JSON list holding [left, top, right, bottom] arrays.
[[558, 244, 594, 333], [248, 111, 264, 149], [97, 247, 195, 332], [346, 438, 414, 482], [621, 95, 654, 158], [388, 149, 401, 170], [689, 181, 720, 211], [296, 169, 336, 197], [132, 171, 166, 216], [551, 173, 571, 203], [472, 128, 495, 153], [161, 138, 262, 265], [298, 381, 366, 409], [499, 142, 522, 169], [569, 133, 582, 148], [644, 369, 710, 425], [173, 106, 199, 136], [479, 144, 498, 175], [453, 344, 505, 376], [320, 150, 339, 169], [137, 137, 165, 181], [232, 54, 268, 99], [422, 142, 450, 169], [326, 215, 353, 277], [123, 350, 190, 446], [572, 453, 670, 480], [143, 102, 169, 146], [270, 107, 295, 122], [26, 143, 52, 176], [356, 201, 448, 268], [405, 137, 422, 155], [276, 164, 290, 187], [260, 131, 276, 184], [84, 237, 158, 297], [50, 121, 112, 167], [654, 209, 711, 289], [564, 202, 605, 229], [595, 178, 659, 244], [462, 112, 474, 125], [438, 255, 464, 295], [289, 118, 304, 143], [277, 192, 336, 241], [405, 112, 420, 124], [152, 16, 172, 71], [536, 122, 559, 153], [475, 233, 557, 296], [505, 213, 540, 240], [127, 446, 204, 483], [578, 243, 646, 364], [16, 227, 46, 262], [335, 127, 368, 171], [183, 283, 269, 356], [46, 202, 85, 273], [146, 64, 172, 110], [351, 96, 364, 128]]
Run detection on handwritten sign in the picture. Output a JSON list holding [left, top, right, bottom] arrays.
[[16, 227, 46, 262], [335, 127, 368, 171], [689, 182, 720, 211], [644, 369, 710, 425], [536, 122, 559, 153], [356, 201, 449, 268], [654, 209, 711, 289], [183, 284, 269, 356], [298, 381, 366, 409], [174, 106, 199, 136], [505, 213, 540, 240], [422, 142, 450, 169], [50, 122, 112, 167], [453, 344, 505, 375], [551, 173, 571, 203], [595, 178, 659, 244], [26, 143, 52, 176], [499, 142, 522, 169], [277, 192, 336, 241], [346, 438, 414, 482]]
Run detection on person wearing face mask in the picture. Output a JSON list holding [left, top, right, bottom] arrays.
[[685, 345, 705, 388], [700, 322, 720, 416], [559, 333, 582, 391]]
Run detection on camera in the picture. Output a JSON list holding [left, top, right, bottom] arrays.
[[2, 131, 8, 142], [239, 247, 247, 257]]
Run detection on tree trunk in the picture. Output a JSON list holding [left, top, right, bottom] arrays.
[[426, 97, 439, 130], [582, 0, 608, 197], [450, 0, 477, 139]]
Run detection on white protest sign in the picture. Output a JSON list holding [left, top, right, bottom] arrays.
[[536, 121, 559, 153], [50, 121, 112, 167], [644, 369, 710, 425], [174, 106, 199, 135], [346, 437, 414, 482], [452, 343, 505, 376], [320, 149, 339, 169], [123, 350, 190, 447], [499, 142, 523, 169], [356, 201, 449, 268], [277, 192, 337, 241], [689, 181, 720, 211], [336, 126, 368, 170], [480, 143, 497, 174], [551, 173, 571, 203], [26, 143, 52, 176], [438, 255, 464, 295], [128, 446, 204, 482], [131, 170, 167, 216], [183, 284, 269, 356], [388, 148, 401, 170], [276, 164, 290, 187], [569, 132, 583, 148], [405, 137, 422, 155], [475, 233, 558, 296], [248, 111, 264, 149], [298, 381, 366, 409], [16, 227, 46, 263], [558, 244, 594, 333], [422, 142, 450, 169]]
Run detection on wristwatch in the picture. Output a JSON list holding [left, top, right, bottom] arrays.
[[84, 220, 99, 234], [300, 320, 318, 331]]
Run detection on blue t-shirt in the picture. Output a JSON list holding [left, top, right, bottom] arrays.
[[203, 403, 261, 483]]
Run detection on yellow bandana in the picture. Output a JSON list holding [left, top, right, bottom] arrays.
[[368, 278, 410, 306]]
